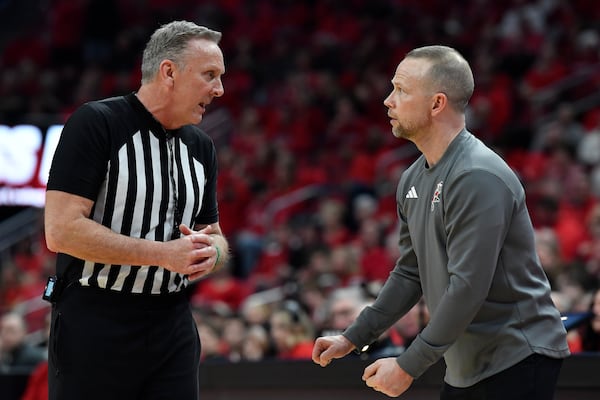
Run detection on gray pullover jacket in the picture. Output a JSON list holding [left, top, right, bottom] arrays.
[[343, 130, 570, 387]]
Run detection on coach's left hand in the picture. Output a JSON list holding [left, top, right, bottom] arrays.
[[362, 357, 413, 397]]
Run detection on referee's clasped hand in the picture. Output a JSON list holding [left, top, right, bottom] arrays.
[[162, 224, 219, 280]]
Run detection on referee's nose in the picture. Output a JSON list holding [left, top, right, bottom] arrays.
[[212, 77, 224, 98]]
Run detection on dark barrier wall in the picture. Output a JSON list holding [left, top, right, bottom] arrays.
[[197, 354, 599, 400], [2, 354, 599, 400]]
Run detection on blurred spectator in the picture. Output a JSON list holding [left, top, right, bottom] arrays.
[[577, 126, 600, 169], [190, 264, 252, 313], [243, 223, 295, 292], [349, 193, 379, 232], [531, 103, 584, 152], [241, 324, 271, 361], [320, 286, 371, 337], [520, 43, 569, 109], [316, 197, 352, 248], [468, 49, 514, 143], [527, 151, 593, 264], [233, 203, 269, 280], [577, 116, 600, 197], [239, 291, 276, 328], [296, 247, 332, 290], [221, 316, 247, 362], [573, 203, 600, 291], [268, 300, 314, 360], [327, 245, 361, 288], [215, 146, 252, 245], [296, 280, 331, 327], [535, 228, 569, 288], [19, 312, 51, 400], [391, 298, 429, 351], [196, 319, 228, 363], [0, 312, 46, 373], [355, 218, 392, 283], [568, 289, 600, 353]]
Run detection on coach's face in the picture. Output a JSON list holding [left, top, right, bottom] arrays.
[[171, 39, 225, 127], [383, 57, 434, 141]]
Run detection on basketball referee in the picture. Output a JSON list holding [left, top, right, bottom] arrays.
[[44, 21, 228, 400]]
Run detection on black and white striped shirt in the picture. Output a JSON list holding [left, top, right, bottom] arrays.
[[47, 93, 219, 295]]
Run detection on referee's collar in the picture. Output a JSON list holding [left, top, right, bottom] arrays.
[[126, 92, 176, 140]]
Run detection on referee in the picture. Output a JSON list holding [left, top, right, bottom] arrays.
[[44, 21, 229, 400]]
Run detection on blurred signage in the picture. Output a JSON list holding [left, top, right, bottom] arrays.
[[0, 124, 63, 207]]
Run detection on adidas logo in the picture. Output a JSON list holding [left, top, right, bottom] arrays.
[[405, 186, 418, 199]]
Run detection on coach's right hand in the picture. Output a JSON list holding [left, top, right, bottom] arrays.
[[312, 334, 355, 367]]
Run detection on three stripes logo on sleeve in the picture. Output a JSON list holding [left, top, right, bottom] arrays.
[[405, 186, 418, 199]]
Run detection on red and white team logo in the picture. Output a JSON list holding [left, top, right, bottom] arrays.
[[431, 181, 443, 212]]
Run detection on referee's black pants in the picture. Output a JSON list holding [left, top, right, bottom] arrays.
[[48, 284, 201, 400], [440, 353, 563, 400]]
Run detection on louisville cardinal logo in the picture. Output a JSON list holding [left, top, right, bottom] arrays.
[[431, 181, 443, 212]]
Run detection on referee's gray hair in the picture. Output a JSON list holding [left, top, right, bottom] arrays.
[[405, 45, 474, 111], [141, 20, 222, 84]]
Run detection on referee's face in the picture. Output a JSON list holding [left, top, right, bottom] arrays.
[[172, 39, 225, 127]]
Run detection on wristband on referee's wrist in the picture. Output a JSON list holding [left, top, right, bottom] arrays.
[[214, 246, 221, 267]]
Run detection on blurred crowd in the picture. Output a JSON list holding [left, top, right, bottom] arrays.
[[2, 0, 600, 386]]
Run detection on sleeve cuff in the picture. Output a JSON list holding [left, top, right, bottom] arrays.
[[396, 334, 446, 379], [342, 330, 372, 355]]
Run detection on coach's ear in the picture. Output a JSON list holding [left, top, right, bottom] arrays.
[[431, 92, 447, 116]]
